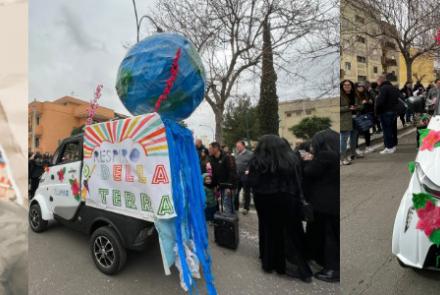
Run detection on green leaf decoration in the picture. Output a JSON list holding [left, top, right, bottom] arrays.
[[429, 229, 440, 246], [412, 192, 437, 210], [69, 179, 74, 185], [408, 161, 415, 174]]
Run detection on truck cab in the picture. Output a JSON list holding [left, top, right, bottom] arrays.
[[29, 134, 156, 275]]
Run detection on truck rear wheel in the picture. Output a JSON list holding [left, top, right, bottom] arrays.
[[90, 226, 126, 275], [29, 203, 48, 233]]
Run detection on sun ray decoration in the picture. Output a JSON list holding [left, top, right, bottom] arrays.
[[83, 113, 168, 158]]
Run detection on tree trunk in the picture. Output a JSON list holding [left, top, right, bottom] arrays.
[[257, 18, 279, 135], [214, 107, 224, 143], [405, 58, 413, 84]]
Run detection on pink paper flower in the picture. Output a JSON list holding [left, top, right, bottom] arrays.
[[86, 84, 103, 125], [420, 130, 440, 151], [416, 201, 440, 236], [70, 179, 80, 197]]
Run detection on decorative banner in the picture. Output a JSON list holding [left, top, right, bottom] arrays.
[[436, 28, 440, 45], [0, 145, 19, 203], [83, 113, 175, 221], [412, 192, 440, 246]]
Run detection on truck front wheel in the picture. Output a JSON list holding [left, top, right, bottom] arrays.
[[29, 203, 48, 233], [90, 226, 127, 275]]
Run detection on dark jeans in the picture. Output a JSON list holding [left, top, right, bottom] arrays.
[[236, 176, 251, 210], [363, 130, 371, 147], [380, 112, 397, 149]]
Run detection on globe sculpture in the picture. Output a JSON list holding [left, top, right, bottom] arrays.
[[116, 32, 206, 121]]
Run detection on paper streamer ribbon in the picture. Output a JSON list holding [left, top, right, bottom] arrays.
[[154, 48, 182, 112]]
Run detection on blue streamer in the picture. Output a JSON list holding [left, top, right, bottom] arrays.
[[163, 118, 217, 295]]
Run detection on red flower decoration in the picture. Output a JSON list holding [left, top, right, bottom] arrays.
[[57, 168, 66, 182], [420, 130, 440, 151], [436, 29, 440, 45], [70, 178, 80, 199], [416, 201, 440, 236]]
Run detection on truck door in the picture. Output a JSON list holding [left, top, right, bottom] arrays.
[[50, 138, 83, 220]]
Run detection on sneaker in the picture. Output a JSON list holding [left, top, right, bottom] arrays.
[[380, 148, 395, 154], [340, 159, 351, 165], [390, 146, 397, 153], [364, 146, 374, 154], [379, 148, 390, 154]]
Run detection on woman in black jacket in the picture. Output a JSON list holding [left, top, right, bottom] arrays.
[[302, 129, 340, 282], [248, 135, 312, 282]]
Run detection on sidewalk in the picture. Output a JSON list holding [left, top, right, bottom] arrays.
[[357, 121, 417, 149]]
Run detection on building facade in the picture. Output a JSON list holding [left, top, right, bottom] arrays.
[[341, 0, 400, 84], [28, 96, 127, 154], [399, 49, 436, 88], [278, 97, 340, 147]]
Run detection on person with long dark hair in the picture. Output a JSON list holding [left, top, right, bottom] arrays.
[[301, 129, 340, 282], [247, 135, 312, 282]]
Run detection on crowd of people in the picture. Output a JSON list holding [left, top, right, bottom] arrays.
[[196, 129, 340, 283], [340, 76, 440, 165]]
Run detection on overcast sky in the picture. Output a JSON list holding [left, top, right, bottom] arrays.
[[29, 0, 337, 140]]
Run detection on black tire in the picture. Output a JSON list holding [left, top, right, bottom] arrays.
[[29, 203, 48, 233], [90, 226, 127, 275]]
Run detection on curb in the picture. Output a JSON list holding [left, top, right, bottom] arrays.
[[357, 125, 417, 149]]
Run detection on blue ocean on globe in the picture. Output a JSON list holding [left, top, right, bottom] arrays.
[[116, 32, 206, 121]]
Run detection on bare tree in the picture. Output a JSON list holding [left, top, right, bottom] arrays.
[[346, 0, 440, 83], [149, 0, 330, 142]]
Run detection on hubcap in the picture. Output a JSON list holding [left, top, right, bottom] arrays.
[[93, 236, 115, 268], [30, 208, 40, 228]]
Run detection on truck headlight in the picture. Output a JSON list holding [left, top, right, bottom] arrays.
[[416, 162, 440, 198]]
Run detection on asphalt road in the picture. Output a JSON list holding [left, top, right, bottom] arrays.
[[29, 208, 340, 295], [341, 131, 440, 295], [0, 201, 27, 295]]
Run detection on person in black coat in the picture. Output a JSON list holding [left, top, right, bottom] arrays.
[[302, 129, 340, 282], [375, 76, 400, 153], [248, 135, 312, 282]]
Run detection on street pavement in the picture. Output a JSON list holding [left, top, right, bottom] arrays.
[[341, 131, 440, 295], [29, 209, 340, 295]]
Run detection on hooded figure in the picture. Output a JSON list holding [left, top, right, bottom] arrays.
[[302, 128, 340, 282]]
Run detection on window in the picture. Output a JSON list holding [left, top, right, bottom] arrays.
[[357, 56, 367, 63], [358, 75, 367, 82], [384, 41, 396, 50], [355, 15, 365, 24], [356, 35, 366, 44], [373, 66, 378, 74], [57, 141, 82, 164], [345, 62, 352, 71], [35, 137, 40, 148], [305, 109, 314, 115], [286, 113, 292, 117], [36, 115, 40, 125], [386, 58, 397, 66]]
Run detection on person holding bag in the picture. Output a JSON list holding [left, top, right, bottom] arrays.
[[301, 129, 340, 283]]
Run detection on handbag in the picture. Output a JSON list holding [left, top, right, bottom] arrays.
[[396, 98, 408, 115], [353, 114, 374, 132]]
